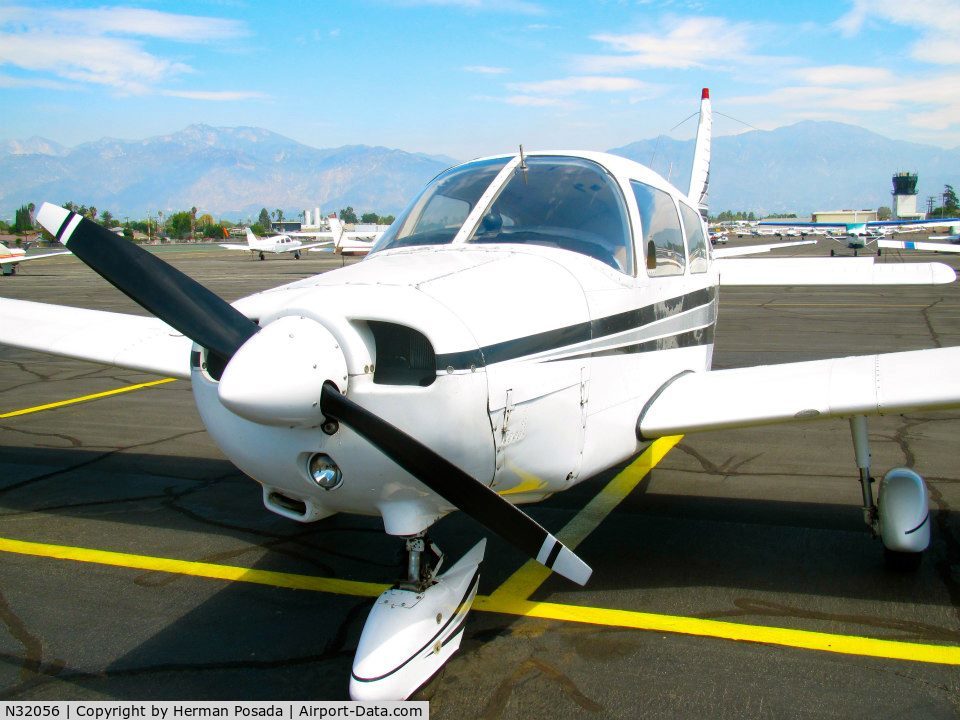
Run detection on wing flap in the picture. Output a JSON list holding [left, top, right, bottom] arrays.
[[716, 257, 956, 285], [638, 347, 960, 438], [0, 298, 192, 378]]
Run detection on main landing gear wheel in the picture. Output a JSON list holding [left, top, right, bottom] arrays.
[[258, 251, 265, 261], [830, 249, 836, 257], [849, 416, 929, 571], [294, 250, 301, 259]]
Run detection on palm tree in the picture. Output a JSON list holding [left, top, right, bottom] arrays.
[[273, 208, 284, 232]]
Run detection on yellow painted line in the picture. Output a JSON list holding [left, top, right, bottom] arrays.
[[472, 596, 960, 665], [487, 435, 682, 603], [1, 534, 957, 666], [0, 536, 388, 597], [0, 378, 176, 418]]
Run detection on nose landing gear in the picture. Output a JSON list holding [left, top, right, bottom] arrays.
[[350, 536, 486, 700]]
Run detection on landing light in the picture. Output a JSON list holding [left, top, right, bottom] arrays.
[[308, 453, 343, 490]]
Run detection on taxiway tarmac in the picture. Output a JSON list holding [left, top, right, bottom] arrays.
[[1, 242, 960, 718]]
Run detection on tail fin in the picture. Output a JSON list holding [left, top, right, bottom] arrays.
[[688, 88, 712, 218], [328, 213, 345, 248], [245, 227, 258, 247]]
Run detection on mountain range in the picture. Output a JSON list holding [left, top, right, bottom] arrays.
[[1, 121, 957, 221]]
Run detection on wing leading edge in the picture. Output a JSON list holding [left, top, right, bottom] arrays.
[[716, 257, 955, 285], [0, 298, 192, 379], [638, 347, 960, 439]]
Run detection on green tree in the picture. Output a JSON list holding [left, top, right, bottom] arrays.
[[258, 208, 271, 228], [272, 208, 284, 228], [944, 185, 959, 214], [167, 211, 193, 239], [100, 209, 114, 227], [379, 214, 395, 225], [877, 206, 892, 221], [339, 206, 358, 224], [360, 212, 379, 224], [13, 203, 34, 233]]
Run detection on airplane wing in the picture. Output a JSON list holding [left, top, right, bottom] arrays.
[[219, 243, 251, 251], [712, 240, 815, 258], [0, 298, 192, 379], [292, 242, 333, 251], [878, 239, 960, 254], [715, 257, 955, 285], [638, 346, 960, 438], [0, 250, 72, 265]]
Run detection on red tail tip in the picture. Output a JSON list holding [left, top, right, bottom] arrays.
[[701, 88, 710, 99]]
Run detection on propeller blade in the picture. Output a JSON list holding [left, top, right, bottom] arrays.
[[319, 384, 592, 586], [36, 204, 258, 365]]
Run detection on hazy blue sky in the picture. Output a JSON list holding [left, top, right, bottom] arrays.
[[2, 0, 959, 160]]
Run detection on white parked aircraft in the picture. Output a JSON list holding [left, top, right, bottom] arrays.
[[761, 219, 959, 255], [3, 89, 960, 700], [298, 214, 382, 256], [219, 227, 331, 260], [0, 240, 71, 275]]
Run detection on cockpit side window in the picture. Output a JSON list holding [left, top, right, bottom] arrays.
[[371, 157, 509, 253], [467, 157, 633, 274], [678, 201, 709, 274], [631, 180, 685, 277]]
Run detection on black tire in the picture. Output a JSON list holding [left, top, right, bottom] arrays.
[[884, 547, 922, 572], [830, 248, 835, 257]]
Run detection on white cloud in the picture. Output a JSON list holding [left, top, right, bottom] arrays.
[[508, 76, 647, 96], [0, 32, 189, 93], [584, 16, 758, 71], [728, 70, 960, 134], [385, 0, 544, 14], [464, 65, 510, 74], [47, 7, 248, 41], [163, 90, 267, 101], [834, 0, 960, 65], [0, 6, 257, 98], [504, 95, 565, 107], [790, 65, 894, 86]]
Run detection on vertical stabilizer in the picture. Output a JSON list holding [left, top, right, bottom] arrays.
[[688, 88, 712, 217], [328, 213, 345, 249], [245, 227, 258, 247]]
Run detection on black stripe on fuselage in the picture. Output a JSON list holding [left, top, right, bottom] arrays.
[[552, 325, 715, 363], [435, 286, 716, 371]]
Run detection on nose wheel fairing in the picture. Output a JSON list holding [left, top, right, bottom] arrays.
[[350, 539, 485, 701]]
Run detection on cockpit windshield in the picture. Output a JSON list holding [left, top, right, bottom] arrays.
[[468, 157, 633, 273], [370, 157, 508, 253], [369, 154, 633, 274]]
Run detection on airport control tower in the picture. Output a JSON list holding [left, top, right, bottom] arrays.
[[892, 172, 922, 219]]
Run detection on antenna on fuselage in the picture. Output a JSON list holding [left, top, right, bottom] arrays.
[[518, 144, 528, 184]]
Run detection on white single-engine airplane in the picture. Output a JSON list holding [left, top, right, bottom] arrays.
[[0, 240, 71, 275], [3, 89, 960, 700], [297, 214, 381, 256], [220, 227, 330, 260]]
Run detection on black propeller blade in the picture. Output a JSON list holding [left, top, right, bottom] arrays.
[[319, 384, 592, 585], [36, 204, 258, 365]]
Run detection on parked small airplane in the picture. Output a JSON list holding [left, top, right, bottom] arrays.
[[219, 227, 331, 260], [760, 219, 959, 255], [297, 214, 382, 256], [0, 240, 71, 275], [3, 89, 960, 700]]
